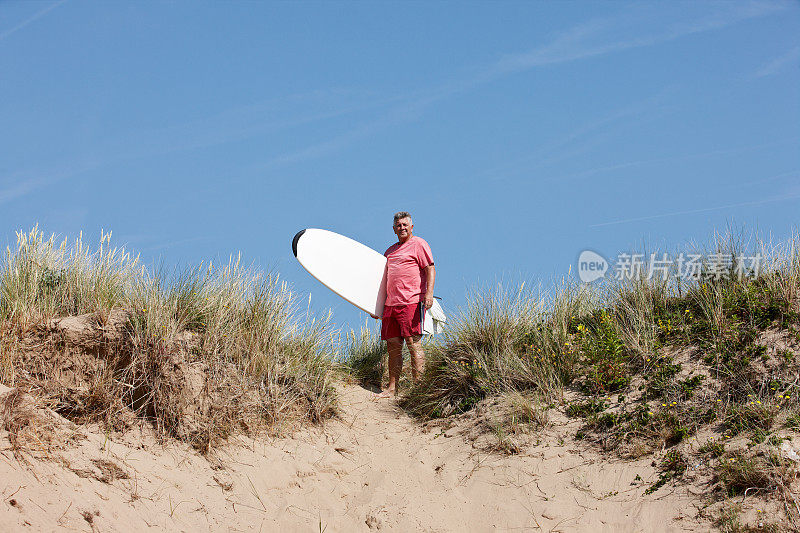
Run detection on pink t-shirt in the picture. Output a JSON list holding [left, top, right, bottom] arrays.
[[384, 236, 434, 306]]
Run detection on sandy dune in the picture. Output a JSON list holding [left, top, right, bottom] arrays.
[[0, 384, 709, 532]]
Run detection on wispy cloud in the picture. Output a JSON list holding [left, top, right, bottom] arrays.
[[731, 168, 800, 188], [1, 90, 395, 195], [260, 2, 787, 169], [489, 2, 784, 78], [0, 176, 52, 204], [264, 121, 384, 168], [259, 99, 425, 169], [95, 89, 403, 163], [589, 190, 800, 228], [0, 163, 95, 205], [479, 90, 677, 183], [541, 136, 800, 185], [0, 0, 67, 42], [3, 2, 789, 194], [140, 236, 207, 253], [754, 46, 800, 78]]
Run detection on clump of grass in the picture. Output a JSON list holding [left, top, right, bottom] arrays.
[[485, 390, 548, 454], [494, 389, 548, 429], [645, 359, 682, 396], [699, 439, 726, 458], [715, 451, 791, 496], [566, 398, 607, 418], [785, 411, 800, 430], [0, 227, 337, 450], [401, 281, 594, 418], [340, 321, 386, 388], [608, 266, 673, 360], [0, 227, 136, 326], [724, 401, 778, 436]]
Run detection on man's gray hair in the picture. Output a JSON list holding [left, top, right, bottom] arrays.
[[393, 211, 412, 225]]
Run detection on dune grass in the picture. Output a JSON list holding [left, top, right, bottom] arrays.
[[393, 230, 800, 526], [339, 320, 386, 388], [398, 280, 595, 418], [7, 224, 798, 524], [0, 227, 337, 450]]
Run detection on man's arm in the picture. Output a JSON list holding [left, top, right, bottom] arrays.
[[424, 265, 436, 310]]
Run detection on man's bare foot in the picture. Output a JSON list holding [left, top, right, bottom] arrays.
[[373, 389, 395, 399]]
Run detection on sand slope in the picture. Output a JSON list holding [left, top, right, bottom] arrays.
[[0, 384, 709, 532]]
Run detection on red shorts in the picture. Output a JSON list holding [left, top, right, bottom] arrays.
[[381, 302, 424, 340]]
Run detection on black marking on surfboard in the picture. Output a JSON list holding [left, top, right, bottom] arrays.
[[291, 229, 306, 257]]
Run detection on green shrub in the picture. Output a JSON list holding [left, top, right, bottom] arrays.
[[645, 450, 687, 494], [577, 310, 630, 393]]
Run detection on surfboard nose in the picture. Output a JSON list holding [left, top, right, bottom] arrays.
[[291, 229, 306, 257]]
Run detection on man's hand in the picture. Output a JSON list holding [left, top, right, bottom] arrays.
[[424, 293, 434, 310]]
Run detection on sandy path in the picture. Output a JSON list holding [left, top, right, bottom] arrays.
[[0, 385, 708, 531]]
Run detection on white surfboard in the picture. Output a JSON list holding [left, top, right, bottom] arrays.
[[292, 228, 446, 333], [293, 228, 388, 318]]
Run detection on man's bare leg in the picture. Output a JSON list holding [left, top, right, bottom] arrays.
[[405, 334, 425, 381], [375, 337, 403, 398]]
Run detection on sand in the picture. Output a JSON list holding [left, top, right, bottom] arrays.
[[0, 384, 711, 532]]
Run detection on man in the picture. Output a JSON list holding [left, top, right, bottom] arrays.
[[375, 211, 435, 398]]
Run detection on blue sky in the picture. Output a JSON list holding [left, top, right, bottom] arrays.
[[2, 1, 799, 332]]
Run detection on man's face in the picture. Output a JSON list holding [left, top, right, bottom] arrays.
[[393, 218, 413, 241]]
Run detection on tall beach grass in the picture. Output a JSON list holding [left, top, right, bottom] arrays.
[[339, 320, 386, 388], [395, 229, 800, 525], [0, 227, 337, 449], [399, 280, 596, 418]]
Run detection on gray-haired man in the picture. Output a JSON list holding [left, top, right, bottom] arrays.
[[375, 212, 435, 398]]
